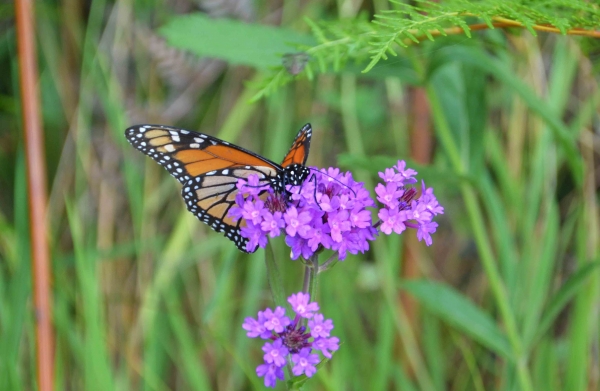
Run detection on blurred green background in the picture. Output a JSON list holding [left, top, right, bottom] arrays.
[[1, 0, 599, 390]]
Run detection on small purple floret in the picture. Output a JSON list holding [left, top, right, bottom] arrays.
[[288, 292, 319, 319], [262, 339, 289, 367], [256, 363, 284, 388], [291, 348, 320, 377]]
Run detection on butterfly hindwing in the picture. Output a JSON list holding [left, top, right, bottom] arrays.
[[181, 166, 278, 252]]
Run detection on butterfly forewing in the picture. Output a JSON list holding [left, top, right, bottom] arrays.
[[125, 124, 281, 184], [280, 123, 311, 167], [125, 123, 312, 252]]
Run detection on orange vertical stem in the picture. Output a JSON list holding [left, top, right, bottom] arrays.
[[15, 0, 54, 390], [401, 87, 432, 322]]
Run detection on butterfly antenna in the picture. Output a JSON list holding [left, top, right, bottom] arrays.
[[308, 167, 357, 197]]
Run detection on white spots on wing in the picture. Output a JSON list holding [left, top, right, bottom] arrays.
[[181, 130, 189, 134], [210, 140, 217, 146], [190, 143, 200, 148], [206, 171, 216, 175], [222, 169, 229, 175], [164, 144, 175, 152], [171, 135, 180, 143], [164, 156, 170, 161], [194, 137, 204, 143], [136, 133, 142, 138]]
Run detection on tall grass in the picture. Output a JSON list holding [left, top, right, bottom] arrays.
[[1, 0, 599, 390]]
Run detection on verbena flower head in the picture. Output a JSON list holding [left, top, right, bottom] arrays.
[[242, 293, 339, 388], [229, 161, 443, 258], [230, 167, 377, 260], [376, 161, 444, 245]]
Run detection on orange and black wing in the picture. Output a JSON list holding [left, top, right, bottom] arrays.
[[125, 124, 281, 184], [280, 123, 312, 167], [125, 124, 281, 252]]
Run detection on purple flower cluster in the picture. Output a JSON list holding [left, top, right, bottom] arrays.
[[375, 161, 444, 245], [230, 168, 377, 260], [243, 293, 339, 388], [229, 161, 443, 258]]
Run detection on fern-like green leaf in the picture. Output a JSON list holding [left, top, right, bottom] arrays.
[[248, 0, 599, 99]]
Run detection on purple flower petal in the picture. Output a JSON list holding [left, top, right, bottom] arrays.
[[285, 235, 313, 260], [378, 208, 407, 235], [378, 167, 403, 183], [409, 201, 432, 225], [262, 339, 289, 367], [312, 336, 340, 359], [328, 211, 351, 243], [242, 313, 269, 339], [241, 198, 265, 225], [375, 183, 401, 209], [263, 307, 290, 333], [288, 292, 319, 319], [284, 207, 313, 238], [417, 221, 438, 246], [420, 181, 445, 216], [260, 211, 285, 237], [240, 222, 268, 252], [291, 348, 320, 377], [256, 363, 285, 388], [308, 314, 334, 338], [394, 160, 418, 185]]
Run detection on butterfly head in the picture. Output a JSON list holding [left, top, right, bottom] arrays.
[[276, 164, 311, 193]]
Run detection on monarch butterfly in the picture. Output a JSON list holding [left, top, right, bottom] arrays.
[[125, 123, 312, 252]]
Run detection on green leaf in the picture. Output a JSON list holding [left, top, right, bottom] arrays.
[[159, 13, 315, 69], [343, 58, 419, 85], [534, 261, 600, 346], [401, 280, 512, 358], [426, 45, 584, 186], [265, 241, 285, 308]]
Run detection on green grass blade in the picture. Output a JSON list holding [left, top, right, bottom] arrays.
[[534, 261, 600, 346], [401, 279, 512, 358]]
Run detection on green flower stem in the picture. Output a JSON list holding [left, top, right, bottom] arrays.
[[425, 82, 533, 391], [265, 241, 286, 308], [318, 252, 339, 273], [304, 254, 320, 304]]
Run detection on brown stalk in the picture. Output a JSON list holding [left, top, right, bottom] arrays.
[[404, 19, 600, 46], [15, 0, 54, 389]]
